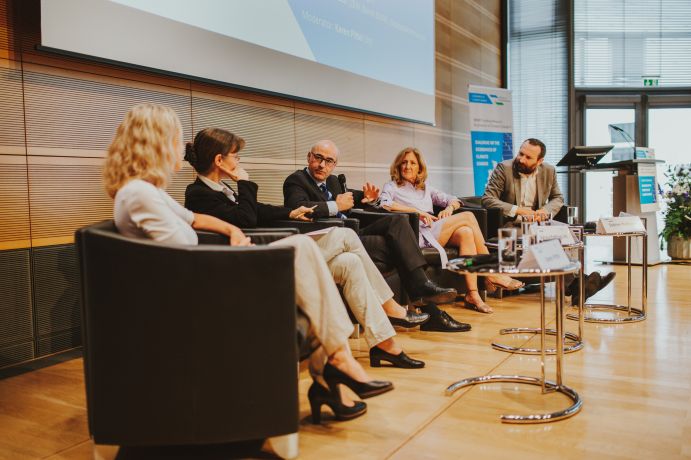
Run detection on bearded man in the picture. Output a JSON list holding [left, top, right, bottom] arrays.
[[481, 138, 614, 305]]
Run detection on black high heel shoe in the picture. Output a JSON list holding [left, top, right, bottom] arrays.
[[370, 347, 425, 369], [323, 363, 394, 399], [308, 382, 367, 424]]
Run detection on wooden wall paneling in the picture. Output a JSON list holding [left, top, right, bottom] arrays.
[[0, 248, 34, 368], [334, 166, 366, 193], [413, 127, 453, 168], [31, 244, 81, 357], [451, 99, 471, 135], [451, 136, 475, 197], [364, 168, 391, 191], [294, 110, 365, 167], [435, 50, 454, 132], [0, 59, 26, 155], [0, 0, 19, 61], [243, 164, 299, 206], [23, 65, 192, 155], [0, 0, 9, 53], [192, 81, 294, 109], [168, 163, 197, 206], [364, 119, 415, 166], [191, 93, 295, 163], [0, 156, 30, 249], [435, 10, 452, 61], [27, 157, 111, 246], [470, 0, 502, 25], [451, 1, 487, 46]]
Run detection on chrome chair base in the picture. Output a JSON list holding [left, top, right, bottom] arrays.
[[445, 375, 582, 423], [492, 328, 584, 354], [567, 303, 646, 323]]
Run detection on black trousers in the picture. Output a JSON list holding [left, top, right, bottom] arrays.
[[357, 213, 426, 278]]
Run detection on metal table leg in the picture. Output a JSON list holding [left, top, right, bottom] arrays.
[[492, 274, 583, 354], [567, 233, 647, 323], [447, 274, 582, 423]]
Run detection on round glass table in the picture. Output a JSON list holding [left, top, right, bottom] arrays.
[[445, 261, 582, 423], [567, 230, 647, 323], [485, 233, 585, 355]]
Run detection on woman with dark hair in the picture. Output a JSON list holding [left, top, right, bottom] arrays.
[[380, 147, 524, 314], [105, 105, 392, 424], [185, 128, 429, 370]]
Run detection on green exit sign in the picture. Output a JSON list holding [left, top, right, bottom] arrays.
[[643, 78, 659, 86]]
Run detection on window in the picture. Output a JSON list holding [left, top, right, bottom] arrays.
[[508, 0, 568, 200], [574, 0, 691, 88]]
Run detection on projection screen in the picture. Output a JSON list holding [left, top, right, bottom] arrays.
[[41, 0, 435, 124]]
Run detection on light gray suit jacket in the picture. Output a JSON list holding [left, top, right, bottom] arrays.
[[481, 159, 564, 218]]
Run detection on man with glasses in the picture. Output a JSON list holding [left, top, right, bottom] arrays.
[[283, 140, 470, 333]]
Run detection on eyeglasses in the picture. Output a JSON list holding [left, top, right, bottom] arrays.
[[309, 152, 336, 167]]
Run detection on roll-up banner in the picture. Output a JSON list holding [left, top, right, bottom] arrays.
[[468, 85, 514, 195]]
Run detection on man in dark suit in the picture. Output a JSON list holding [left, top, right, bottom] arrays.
[[284, 139, 469, 332], [482, 138, 615, 304]]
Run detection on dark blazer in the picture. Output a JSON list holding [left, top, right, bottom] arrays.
[[185, 177, 290, 228], [283, 169, 365, 219]]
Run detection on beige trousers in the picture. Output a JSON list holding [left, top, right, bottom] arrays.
[[269, 234, 354, 356], [313, 227, 396, 348]]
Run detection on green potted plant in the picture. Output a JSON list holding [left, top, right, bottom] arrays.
[[660, 163, 691, 259]]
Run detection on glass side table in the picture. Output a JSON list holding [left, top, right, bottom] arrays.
[[445, 262, 582, 423], [567, 230, 647, 323], [485, 232, 585, 355]]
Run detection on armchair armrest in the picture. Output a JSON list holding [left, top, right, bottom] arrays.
[[267, 218, 359, 234], [196, 230, 295, 245]]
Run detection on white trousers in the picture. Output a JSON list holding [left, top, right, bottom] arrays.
[[269, 234, 353, 356], [313, 227, 396, 348]]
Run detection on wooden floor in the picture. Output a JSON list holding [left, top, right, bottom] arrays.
[[1, 261, 690, 459]]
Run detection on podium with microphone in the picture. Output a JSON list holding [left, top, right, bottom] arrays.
[[558, 145, 664, 264]]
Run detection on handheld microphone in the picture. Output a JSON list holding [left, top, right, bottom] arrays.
[[610, 124, 636, 158], [337, 174, 348, 194]]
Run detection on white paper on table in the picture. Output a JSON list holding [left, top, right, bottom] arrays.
[[533, 225, 576, 245], [517, 239, 571, 271], [596, 215, 645, 234]]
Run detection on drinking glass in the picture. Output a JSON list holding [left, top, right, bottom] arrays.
[[498, 228, 518, 270], [520, 214, 535, 236], [537, 211, 553, 225], [567, 206, 579, 225]]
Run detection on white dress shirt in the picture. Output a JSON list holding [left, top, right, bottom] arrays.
[[509, 171, 538, 217], [198, 175, 236, 203], [114, 179, 197, 245]]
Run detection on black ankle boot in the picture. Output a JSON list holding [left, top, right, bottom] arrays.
[[323, 363, 394, 399], [308, 382, 367, 424], [370, 347, 425, 369]]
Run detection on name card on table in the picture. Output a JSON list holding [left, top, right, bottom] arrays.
[[517, 239, 571, 271], [596, 216, 645, 234], [532, 226, 576, 245]]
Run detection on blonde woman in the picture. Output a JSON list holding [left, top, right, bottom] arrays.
[[380, 147, 524, 314], [104, 104, 392, 424]]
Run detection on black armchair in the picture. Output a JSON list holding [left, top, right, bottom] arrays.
[[265, 217, 360, 234], [76, 221, 301, 456]]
